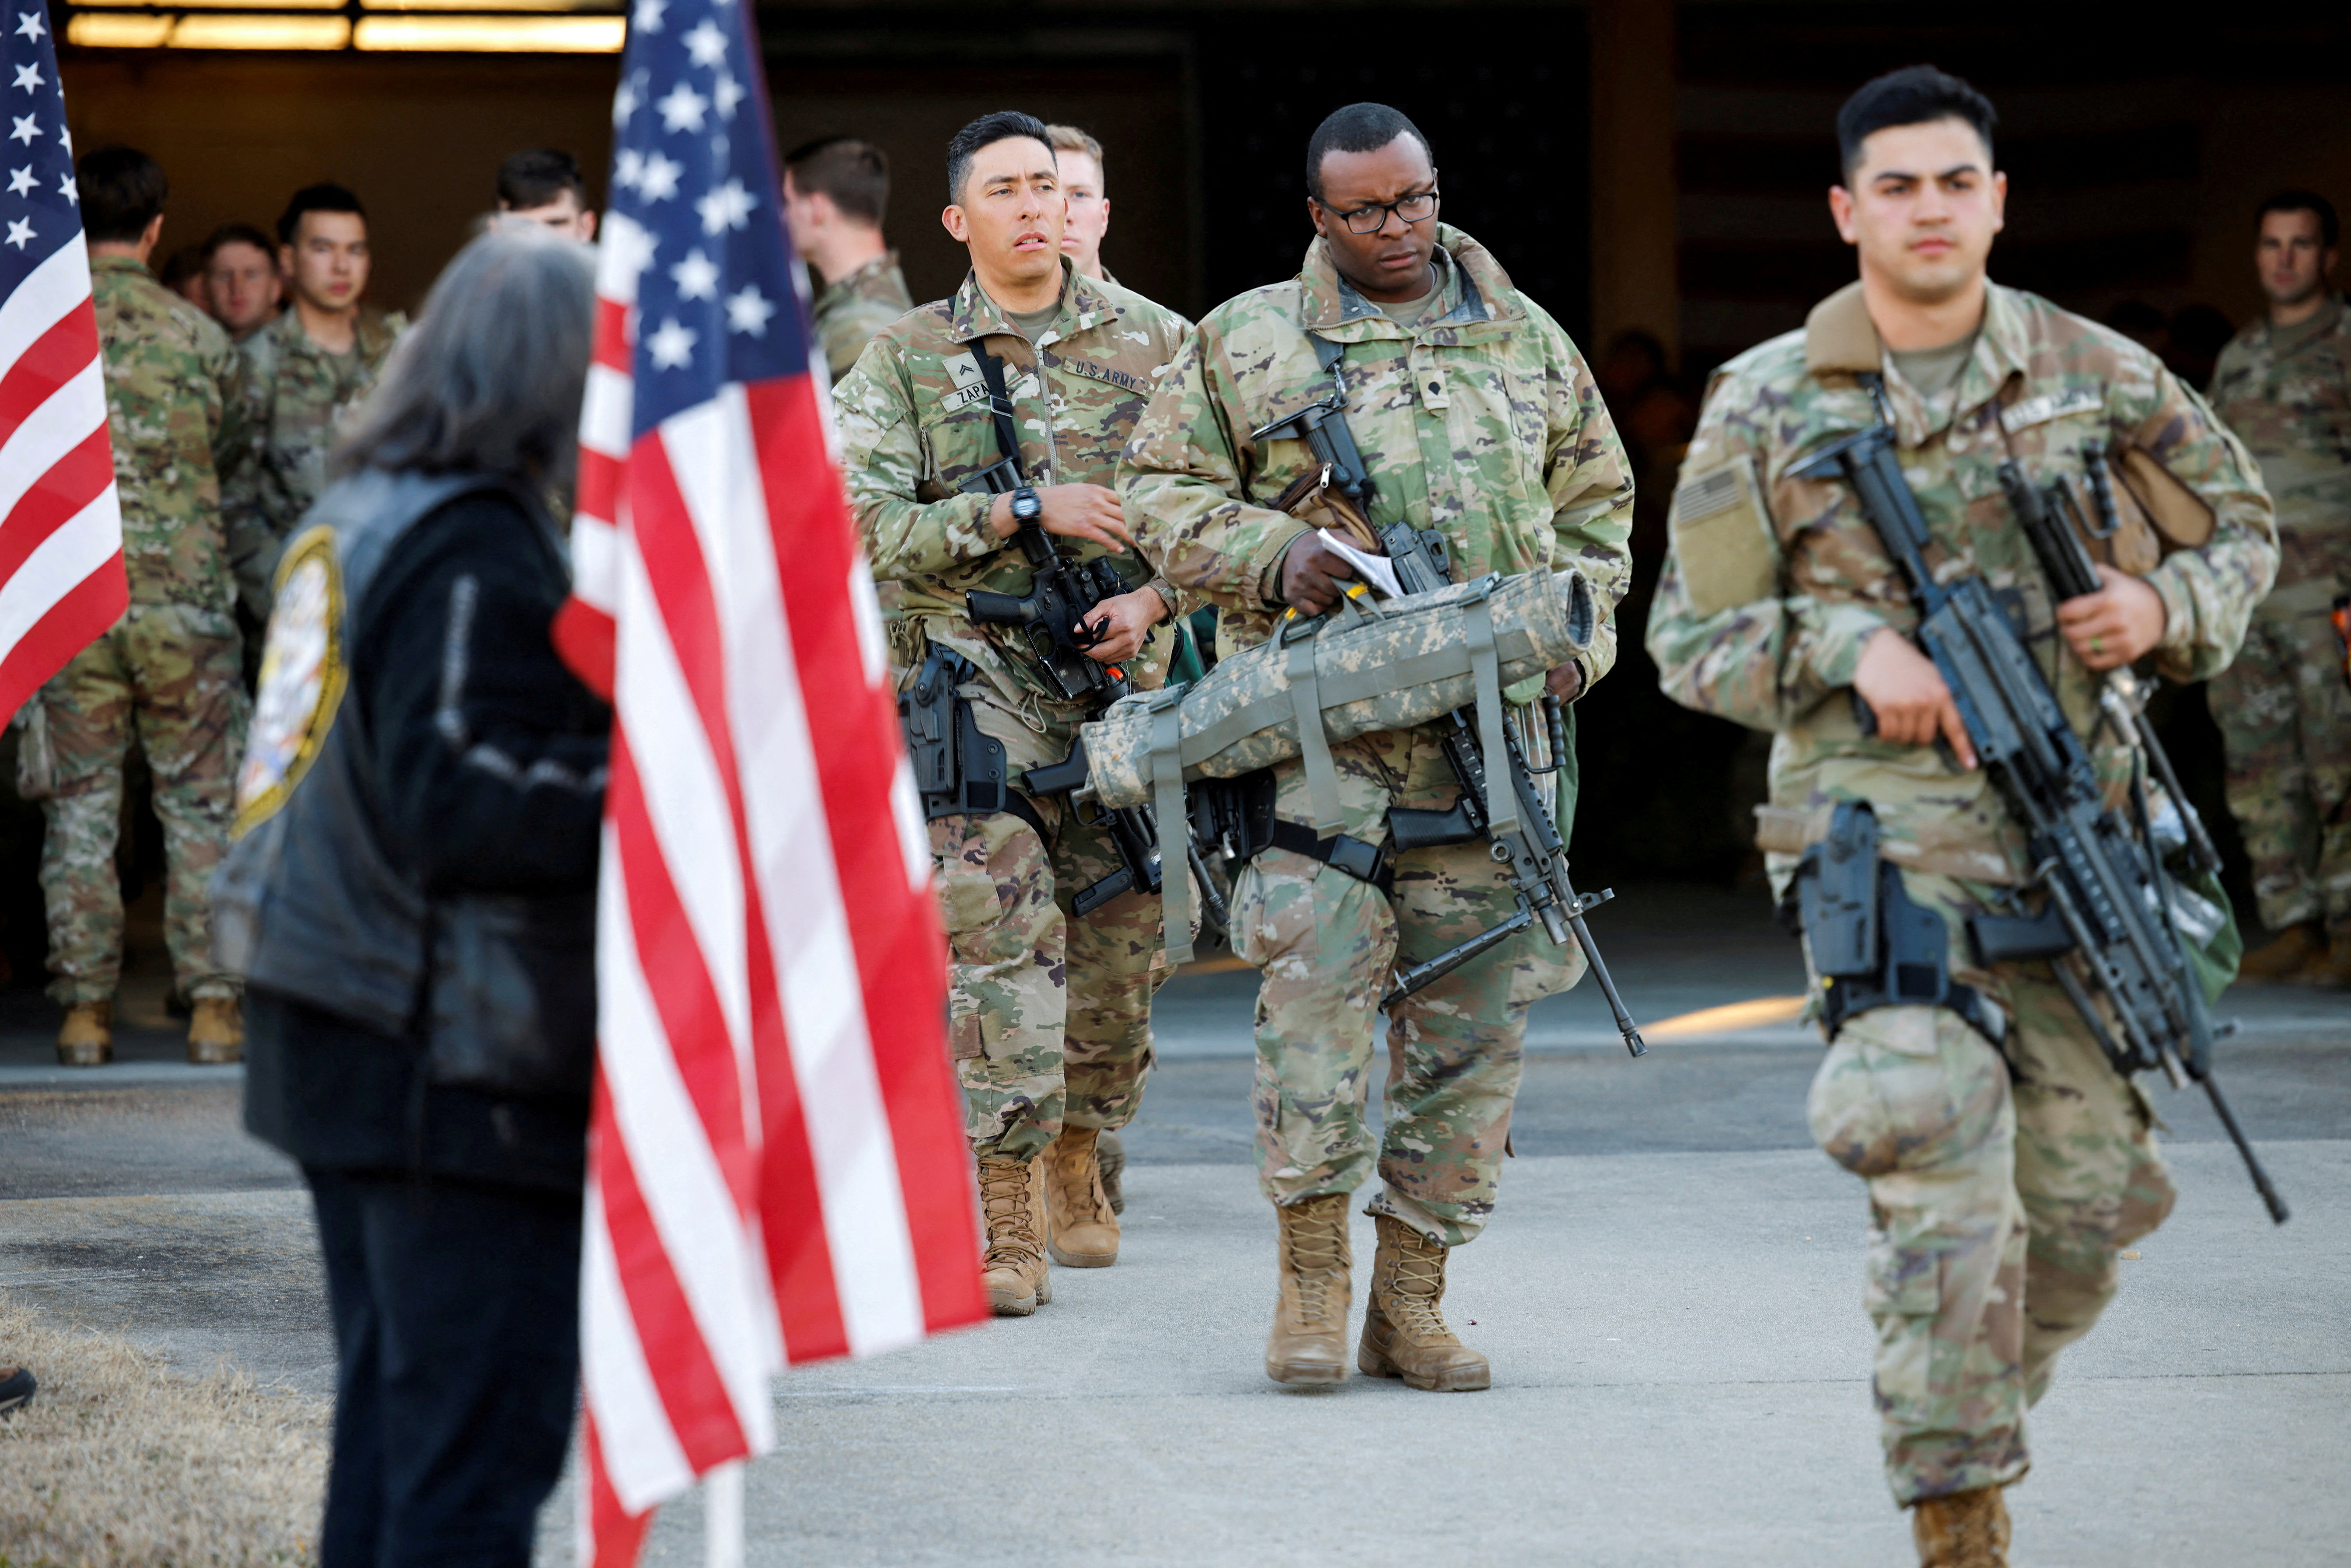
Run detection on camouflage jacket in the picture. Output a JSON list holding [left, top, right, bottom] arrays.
[[813, 251, 912, 384], [2208, 292, 2351, 616], [1118, 225, 1634, 693], [835, 259, 1190, 771], [1648, 280, 2278, 885], [222, 304, 405, 622], [90, 255, 247, 614]]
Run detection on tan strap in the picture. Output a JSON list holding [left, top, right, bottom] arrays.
[[1464, 586, 1518, 840], [1285, 625, 1345, 837], [1150, 692, 1193, 965], [1753, 804, 2022, 886]]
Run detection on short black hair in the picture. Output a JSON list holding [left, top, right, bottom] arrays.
[[785, 136, 890, 227], [1835, 66, 1997, 180], [276, 183, 367, 248], [77, 146, 168, 244], [201, 221, 276, 265], [159, 243, 205, 291], [945, 111, 1052, 206], [497, 148, 590, 213], [1305, 103, 1432, 204], [2256, 189, 2339, 249]]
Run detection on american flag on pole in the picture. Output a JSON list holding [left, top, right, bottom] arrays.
[[0, 3, 126, 723], [555, 0, 986, 1559]]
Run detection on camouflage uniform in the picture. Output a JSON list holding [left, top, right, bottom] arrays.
[[1120, 226, 1635, 1245], [221, 305, 404, 630], [1647, 281, 2277, 1504], [813, 251, 912, 384], [2206, 295, 2351, 935], [835, 260, 1189, 1161], [34, 256, 253, 1006]]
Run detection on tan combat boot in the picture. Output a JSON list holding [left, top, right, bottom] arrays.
[[1097, 1128, 1127, 1215], [1359, 1213, 1490, 1391], [188, 996, 244, 1065], [2239, 922, 2322, 981], [1265, 1193, 1352, 1386], [977, 1152, 1051, 1317], [56, 1000, 112, 1067], [2290, 927, 2351, 990], [1911, 1485, 2011, 1568], [1042, 1126, 1119, 1268]]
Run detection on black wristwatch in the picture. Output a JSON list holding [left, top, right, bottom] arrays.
[[1008, 485, 1042, 524]]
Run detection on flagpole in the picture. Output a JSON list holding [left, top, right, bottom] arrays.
[[703, 1461, 744, 1568]]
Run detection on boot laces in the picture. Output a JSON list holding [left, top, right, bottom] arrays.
[[1048, 1140, 1102, 1222], [1284, 1204, 1347, 1318], [1384, 1229, 1455, 1341], [977, 1157, 1040, 1266]]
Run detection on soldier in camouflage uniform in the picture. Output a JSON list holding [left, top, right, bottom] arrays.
[[783, 137, 914, 383], [37, 148, 252, 1065], [1121, 103, 1633, 1393], [835, 112, 1189, 1317], [2205, 190, 2351, 987], [1646, 70, 2275, 1568], [221, 184, 404, 651]]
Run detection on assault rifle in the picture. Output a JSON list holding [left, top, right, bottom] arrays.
[[957, 350, 1223, 925], [1796, 403, 2287, 1222], [1251, 346, 1645, 1054]]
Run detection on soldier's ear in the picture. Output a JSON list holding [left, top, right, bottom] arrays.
[[942, 204, 971, 244], [1306, 197, 1327, 240]]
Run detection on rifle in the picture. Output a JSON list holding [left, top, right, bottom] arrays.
[[1796, 403, 2287, 1222], [1251, 345, 1645, 1055], [956, 348, 1224, 927]]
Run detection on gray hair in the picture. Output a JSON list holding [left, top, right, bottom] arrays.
[[334, 228, 597, 486]]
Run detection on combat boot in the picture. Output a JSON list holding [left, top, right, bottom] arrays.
[[1911, 1485, 2011, 1568], [2290, 927, 2351, 990], [188, 996, 244, 1065], [1097, 1128, 1127, 1215], [1042, 1126, 1119, 1268], [56, 1000, 112, 1067], [1359, 1213, 1490, 1391], [976, 1152, 1051, 1317], [1265, 1193, 1352, 1385], [2239, 921, 2322, 981]]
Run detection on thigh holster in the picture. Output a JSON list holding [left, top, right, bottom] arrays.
[[1785, 800, 2005, 1048], [899, 644, 1048, 842], [1194, 767, 1396, 898]]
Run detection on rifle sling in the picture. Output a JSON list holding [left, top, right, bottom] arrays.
[[969, 345, 1028, 485]]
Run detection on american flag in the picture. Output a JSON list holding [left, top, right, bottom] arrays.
[[555, 0, 985, 1559], [0, 3, 125, 723]]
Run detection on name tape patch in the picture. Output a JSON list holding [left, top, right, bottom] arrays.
[[1999, 385, 2103, 434]]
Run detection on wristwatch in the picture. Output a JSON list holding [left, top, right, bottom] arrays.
[[1008, 485, 1042, 524]]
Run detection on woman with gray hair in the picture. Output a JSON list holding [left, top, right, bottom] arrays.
[[220, 227, 608, 1568]]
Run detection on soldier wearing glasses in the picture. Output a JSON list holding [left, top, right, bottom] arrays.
[[1121, 102, 1633, 1391]]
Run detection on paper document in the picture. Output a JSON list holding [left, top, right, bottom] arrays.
[[1316, 528, 1404, 600]]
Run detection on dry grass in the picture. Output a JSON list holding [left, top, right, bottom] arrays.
[[0, 1292, 327, 1568]]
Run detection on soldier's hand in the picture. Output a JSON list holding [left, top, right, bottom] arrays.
[[2056, 565, 2167, 672], [991, 483, 1135, 555], [1279, 533, 1357, 616], [1545, 662, 1585, 702], [1853, 628, 1977, 769], [1079, 588, 1167, 664]]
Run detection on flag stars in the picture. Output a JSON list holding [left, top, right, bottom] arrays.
[[656, 82, 707, 134], [5, 165, 29, 197], [712, 73, 745, 121], [630, 0, 664, 32], [613, 148, 645, 190], [612, 73, 644, 129], [637, 151, 682, 203], [682, 19, 727, 67], [10, 63, 39, 93], [4, 217, 31, 250], [696, 178, 753, 237], [670, 248, 719, 300], [57, 170, 74, 204], [8, 114, 36, 147], [14, 9, 43, 40], [725, 285, 774, 339], [646, 316, 697, 370]]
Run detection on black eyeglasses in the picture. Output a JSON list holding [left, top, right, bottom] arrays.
[[1322, 188, 1439, 235]]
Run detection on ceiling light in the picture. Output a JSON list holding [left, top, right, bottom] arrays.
[[352, 13, 623, 49], [168, 12, 350, 45]]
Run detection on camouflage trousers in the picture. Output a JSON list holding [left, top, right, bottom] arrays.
[[1804, 869, 2176, 1506], [33, 604, 249, 1005], [2209, 606, 2351, 933], [930, 797, 1174, 1163], [1229, 724, 1583, 1247]]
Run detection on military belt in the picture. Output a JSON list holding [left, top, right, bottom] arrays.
[[1262, 817, 1396, 897]]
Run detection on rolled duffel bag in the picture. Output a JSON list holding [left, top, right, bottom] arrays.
[[1081, 566, 1596, 831]]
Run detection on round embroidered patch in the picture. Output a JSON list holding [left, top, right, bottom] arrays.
[[234, 524, 346, 837]]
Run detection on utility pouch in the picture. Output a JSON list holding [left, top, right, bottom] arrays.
[[899, 643, 1047, 840], [1791, 800, 2005, 1049], [13, 697, 54, 801]]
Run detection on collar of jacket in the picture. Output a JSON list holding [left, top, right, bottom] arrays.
[[2245, 290, 2346, 355], [824, 248, 901, 300], [1296, 223, 1522, 346], [262, 303, 401, 363], [88, 253, 151, 280], [946, 257, 1117, 351], [1804, 278, 2035, 437]]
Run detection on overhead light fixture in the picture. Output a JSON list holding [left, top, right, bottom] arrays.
[[77, 0, 345, 8], [167, 11, 350, 45], [363, 0, 604, 11], [351, 12, 621, 49], [64, 12, 172, 43]]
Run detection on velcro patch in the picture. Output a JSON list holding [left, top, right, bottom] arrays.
[[1998, 385, 2102, 434], [1670, 454, 1777, 616]]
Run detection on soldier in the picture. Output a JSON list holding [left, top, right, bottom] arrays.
[[494, 147, 598, 241], [40, 147, 252, 1065], [1121, 102, 1634, 1392], [1044, 124, 1114, 284], [199, 222, 282, 343], [1646, 68, 2276, 1567], [835, 110, 1189, 1316], [159, 243, 207, 308], [2206, 190, 2351, 988], [782, 137, 913, 384], [221, 183, 405, 643]]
